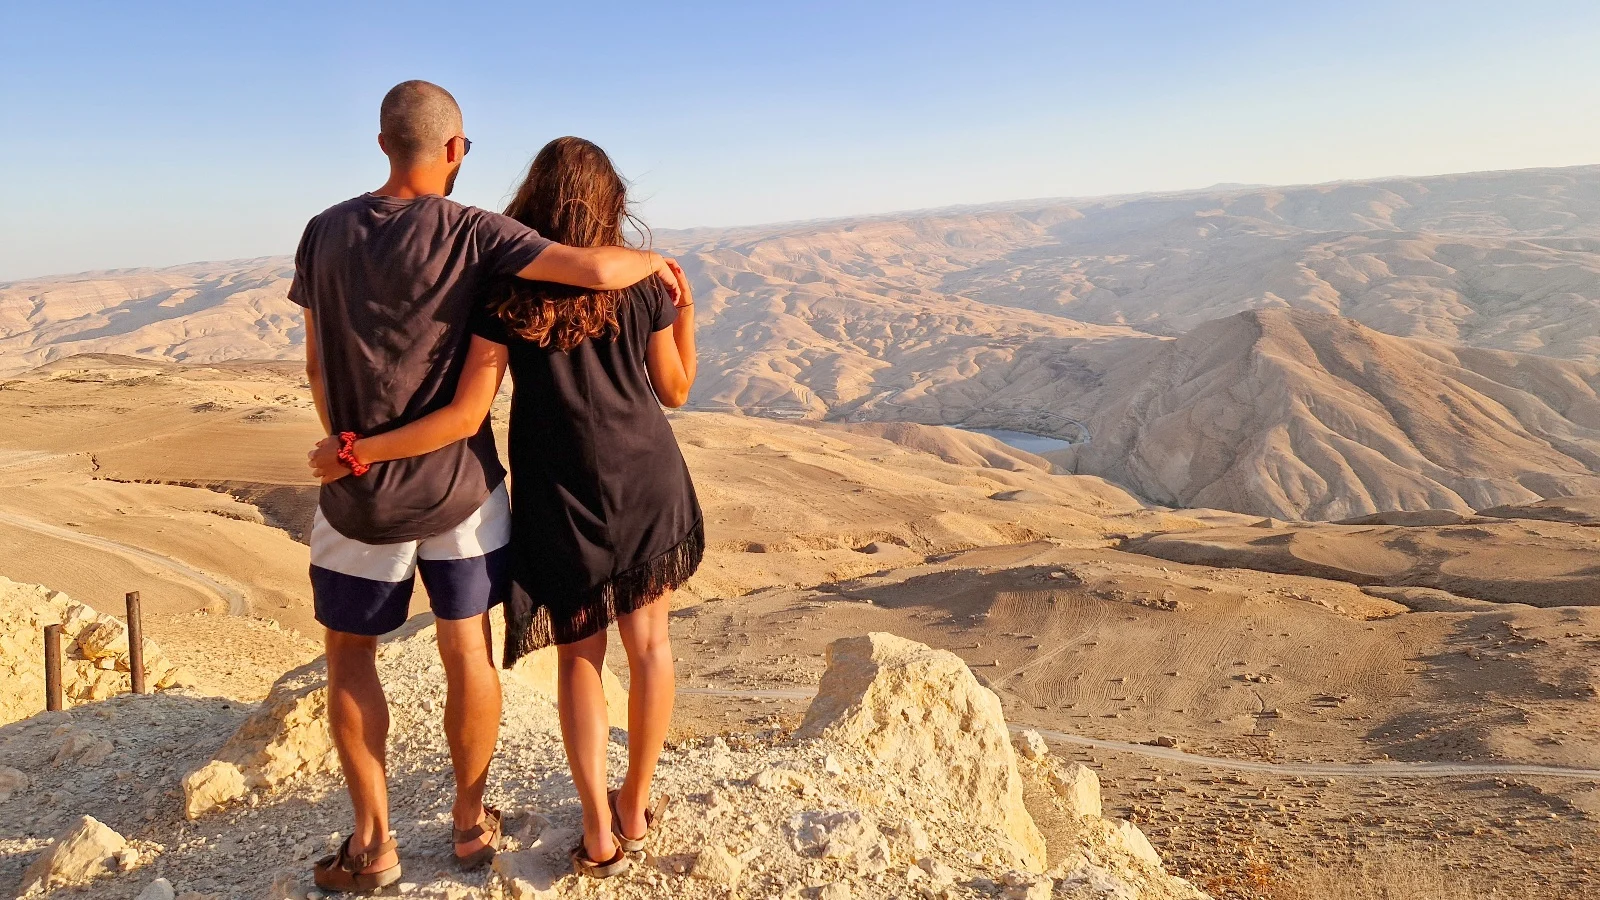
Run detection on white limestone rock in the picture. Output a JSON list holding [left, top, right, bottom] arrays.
[[181, 760, 249, 820], [1049, 760, 1103, 818], [787, 809, 877, 860], [1058, 862, 1141, 900], [52, 729, 115, 767], [0, 765, 29, 802], [690, 843, 743, 886], [135, 878, 176, 900], [75, 620, 129, 661], [751, 767, 813, 793], [797, 632, 1047, 871], [18, 815, 128, 893], [1015, 729, 1050, 760], [180, 660, 334, 817], [1105, 818, 1163, 869]]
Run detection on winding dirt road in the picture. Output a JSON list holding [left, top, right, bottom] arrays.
[[0, 508, 249, 615]]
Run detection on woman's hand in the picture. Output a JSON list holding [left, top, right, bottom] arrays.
[[308, 435, 350, 484], [663, 258, 693, 309]]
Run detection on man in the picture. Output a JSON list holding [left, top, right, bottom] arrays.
[[291, 80, 675, 892]]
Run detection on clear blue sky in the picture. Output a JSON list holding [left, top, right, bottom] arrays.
[[4, 1, 1600, 280]]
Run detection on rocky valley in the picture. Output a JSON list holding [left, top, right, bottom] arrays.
[[4, 165, 1600, 898]]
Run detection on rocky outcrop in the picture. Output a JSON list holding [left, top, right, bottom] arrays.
[[1047, 759, 1103, 818], [0, 576, 191, 727], [788, 633, 1206, 900], [798, 632, 1048, 870], [182, 658, 334, 819], [17, 815, 129, 894], [7, 623, 1205, 899]]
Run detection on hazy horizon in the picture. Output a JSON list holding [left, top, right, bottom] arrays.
[[10, 159, 1600, 283]]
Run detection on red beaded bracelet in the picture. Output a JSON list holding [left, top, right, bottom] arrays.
[[337, 431, 370, 476]]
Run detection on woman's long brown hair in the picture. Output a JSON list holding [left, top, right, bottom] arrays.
[[491, 137, 645, 350]]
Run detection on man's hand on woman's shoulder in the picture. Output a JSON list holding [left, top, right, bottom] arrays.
[[662, 258, 692, 309]]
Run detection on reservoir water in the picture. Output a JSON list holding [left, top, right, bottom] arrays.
[[959, 427, 1074, 455]]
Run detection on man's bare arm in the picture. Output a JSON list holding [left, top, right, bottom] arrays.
[[516, 244, 678, 296], [304, 309, 332, 434]]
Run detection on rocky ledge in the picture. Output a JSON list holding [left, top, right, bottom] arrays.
[[5, 624, 1207, 900]]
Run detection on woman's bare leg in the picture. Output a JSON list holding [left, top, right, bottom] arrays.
[[556, 629, 617, 862], [614, 592, 675, 839]]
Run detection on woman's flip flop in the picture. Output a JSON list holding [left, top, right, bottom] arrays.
[[608, 789, 670, 853], [570, 840, 631, 878]]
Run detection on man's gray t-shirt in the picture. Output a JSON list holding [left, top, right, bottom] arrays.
[[289, 193, 553, 544]]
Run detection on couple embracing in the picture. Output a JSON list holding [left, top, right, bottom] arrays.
[[293, 80, 700, 891]]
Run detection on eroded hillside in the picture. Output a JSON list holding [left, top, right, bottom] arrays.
[[8, 165, 1600, 521]]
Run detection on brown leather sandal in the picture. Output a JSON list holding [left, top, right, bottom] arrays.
[[608, 789, 670, 854], [452, 804, 503, 871], [570, 840, 631, 878], [313, 835, 401, 894]]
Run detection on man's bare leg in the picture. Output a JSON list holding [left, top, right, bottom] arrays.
[[436, 612, 502, 858], [324, 629, 399, 873], [613, 594, 674, 840]]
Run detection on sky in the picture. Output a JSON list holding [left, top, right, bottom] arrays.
[[4, 1, 1600, 280]]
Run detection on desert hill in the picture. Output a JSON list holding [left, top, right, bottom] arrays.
[[0, 259, 298, 376], [934, 165, 1600, 358], [12, 163, 1600, 385], [8, 166, 1600, 522], [1070, 307, 1600, 519], [643, 165, 1600, 427]]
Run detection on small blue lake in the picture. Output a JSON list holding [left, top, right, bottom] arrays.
[[958, 427, 1074, 455]]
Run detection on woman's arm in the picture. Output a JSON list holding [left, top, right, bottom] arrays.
[[309, 336, 509, 482], [645, 259, 697, 408]]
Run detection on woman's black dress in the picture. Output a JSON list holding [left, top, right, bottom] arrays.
[[470, 277, 703, 665]]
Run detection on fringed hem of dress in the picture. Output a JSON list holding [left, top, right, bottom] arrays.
[[502, 517, 705, 667]]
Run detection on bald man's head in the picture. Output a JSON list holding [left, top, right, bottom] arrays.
[[379, 80, 464, 168]]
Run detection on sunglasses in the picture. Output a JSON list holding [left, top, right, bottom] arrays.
[[453, 135, 472, 156]]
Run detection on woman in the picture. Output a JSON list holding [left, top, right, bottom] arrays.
[[311, 136, 700, 878]]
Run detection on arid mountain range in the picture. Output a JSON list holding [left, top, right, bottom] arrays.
[[6, 164, 1600, 519], [1073, 308, 1600, 519]]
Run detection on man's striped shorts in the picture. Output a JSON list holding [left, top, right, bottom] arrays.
[[309, 482, 511, 636]]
